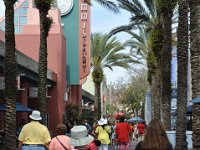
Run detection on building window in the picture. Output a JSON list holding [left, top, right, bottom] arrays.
[[0, 0, 28, 34]]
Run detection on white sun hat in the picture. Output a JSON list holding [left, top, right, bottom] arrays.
[[98, 118, 108, 126], [29, 110, 42, 121], [70, 125, 94, 147]]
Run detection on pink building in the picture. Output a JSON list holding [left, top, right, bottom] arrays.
[[0, 0, 67, 134]]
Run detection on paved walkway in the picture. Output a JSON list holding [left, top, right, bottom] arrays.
[[108, 140, 138, 150]]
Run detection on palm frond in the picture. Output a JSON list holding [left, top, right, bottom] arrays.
[[94, 0, 119, 13], [109, 22, 138, 36], [91, 32, 141, 73], [143, 0, 156, 19], [118, 0, 145, 16]]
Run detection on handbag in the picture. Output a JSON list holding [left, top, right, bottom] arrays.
[[56, 136, 68, 150]]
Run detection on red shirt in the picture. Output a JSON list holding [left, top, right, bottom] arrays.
[[137, 123, 145, 134], [115, 122, 131, 143], [85, 141, 98, 150]]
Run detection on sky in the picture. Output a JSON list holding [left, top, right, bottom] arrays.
[[0, 0, 4, 17], [0, 0, 133, 83], [91, 1, 133, 84]]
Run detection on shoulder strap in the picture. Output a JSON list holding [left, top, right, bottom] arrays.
[[56, 136, 68, 150]]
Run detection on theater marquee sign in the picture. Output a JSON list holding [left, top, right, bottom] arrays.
[[79, 0, 90, 79]]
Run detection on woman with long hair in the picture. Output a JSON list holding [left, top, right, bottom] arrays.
[[135, 119, 173, 150]]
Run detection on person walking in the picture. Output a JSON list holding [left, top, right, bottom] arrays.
[[128, 122, 134, 146], [135, 119, 173, 150], [49, 123, 74, 150], [18, 110, 51, 150], [70, 125, 99, 150], [115, 116, 131, 150], [83, 120, 92, 134], [137, 122, 145, 141], [95, 118, 111, 150]]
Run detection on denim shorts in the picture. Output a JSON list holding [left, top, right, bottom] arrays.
[[21, 145, 46, 150]]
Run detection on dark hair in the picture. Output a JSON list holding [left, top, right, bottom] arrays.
[[94, 140, 101, 146], [56, 123, 67, 135], [119, 116, 125, 122], [141, 119, 170, 150], [101, 124, 107, 130]]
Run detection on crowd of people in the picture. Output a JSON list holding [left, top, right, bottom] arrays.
[[14, 110, 172, 150]]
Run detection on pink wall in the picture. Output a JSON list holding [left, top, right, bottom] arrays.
[[13, 2, 67, 132], [0, 0, 88, 132], [68, 85, 82, 106], [15, 33, 66, 132]]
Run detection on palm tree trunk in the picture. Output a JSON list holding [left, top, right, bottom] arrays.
[[189, 0, 200, 149], [175, 0, 189, 149], [161, 6, 173, 131], [94, 82, 101, 119], [38, 9, 48, 125], [4, 0, 17, 149], [151, 67, 161, 119]]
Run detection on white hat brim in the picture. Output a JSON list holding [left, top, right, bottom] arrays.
[[29, 115, 42, 121], [70, 134, 94, 147], [98, 119, 107, 125]]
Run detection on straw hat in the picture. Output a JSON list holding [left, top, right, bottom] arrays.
[[29, 110, 42, 121], [70, 125, 94, 147], [98, 118, 107, 126]]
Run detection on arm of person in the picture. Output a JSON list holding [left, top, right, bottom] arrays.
[[49, 138, 55, 150], [45, 141, 50, 149], [18, 140, 23, 150], [106, 126, 111, 133], [18, 127, 24, 150], [95, 126, 99, 134], [128, 124, 131, 133], [44, 128, 51, 149]]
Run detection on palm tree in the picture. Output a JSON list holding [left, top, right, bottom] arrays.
[[34, 0, 53, 124], [91, 32, 141, 118], [175, 0, 189, 149], [189, 0, 200, 149], [111, 0, 164, 120], [123, 25, 162, 119], [113, 0, 178, 126], [3, 0, 17, 149], [111, 0, 160, 35], [158, 0, 177, 130]]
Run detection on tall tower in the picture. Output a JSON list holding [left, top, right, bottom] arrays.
[[58, 0, 91, 104]]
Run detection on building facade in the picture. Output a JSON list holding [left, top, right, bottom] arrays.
[[61, 0, 91, 106], [0, 0, 91, 134]]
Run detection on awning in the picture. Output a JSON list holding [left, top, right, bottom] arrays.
[[0, 102, 32, 112], [82, 90, 95, 104]]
